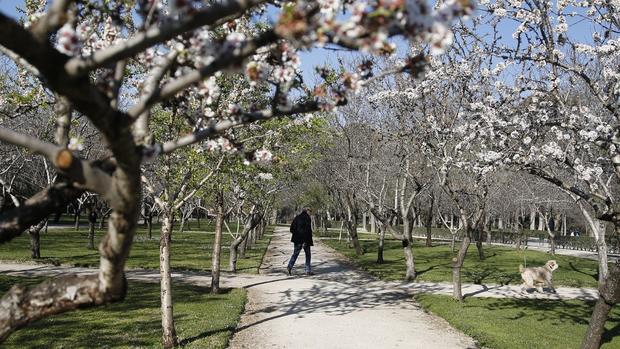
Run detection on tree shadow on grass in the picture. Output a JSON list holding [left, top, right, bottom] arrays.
[[415, 263, 444, 277], [179, 326, 236, 346], [569, 261, 598, 282], [602, 319, 620, 346], [476, 297, 620, 346], [481, 298, 594, 325]]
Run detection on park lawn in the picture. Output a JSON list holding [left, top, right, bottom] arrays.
[[320, 228, 377, 240], [0, 275, 246, 348], [415, 294, 620, 349], [323, 239, 601, 288], [0, 225, 272, 274]]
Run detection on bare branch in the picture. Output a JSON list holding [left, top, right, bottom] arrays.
[[174, 156, 224, 210], [0, 182, 83, 243], [0, 45, 40, 77]]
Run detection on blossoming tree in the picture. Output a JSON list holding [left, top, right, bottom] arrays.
[[0, 0, 474, 341]]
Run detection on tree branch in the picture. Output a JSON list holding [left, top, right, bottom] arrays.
[[64, 0, 268, 76], [0, 273, 123, 341], [0, 127, 113, 198], [128, 29, 279, 119], [30, 0, 71, 41], [0, 13, 137, 168], [157, 99, 338, 155], [0, 182, 83, 243], [174, 156, 224, 210]]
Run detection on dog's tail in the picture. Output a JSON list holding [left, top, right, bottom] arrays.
[[519, 264, 524, 273]]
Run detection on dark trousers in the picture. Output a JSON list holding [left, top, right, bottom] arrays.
[[287, 243, 311, 272]]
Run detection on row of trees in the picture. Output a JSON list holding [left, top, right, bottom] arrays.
[[0, 0, 477, 345], [295, 1, 619, 348]]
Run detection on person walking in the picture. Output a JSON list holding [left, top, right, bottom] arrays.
[[287, 207, 314, 276]]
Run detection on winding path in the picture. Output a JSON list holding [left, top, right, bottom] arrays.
[[0, 227, 600, 348]]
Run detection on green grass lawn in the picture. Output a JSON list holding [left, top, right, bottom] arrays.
[[0, 275, 246, 348], [0, 225, 272, 274], [320, 228, 377, 240], [416, 294, 620, 349], [323, 239, 601, 288]]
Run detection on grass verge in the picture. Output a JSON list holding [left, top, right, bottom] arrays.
[[415, 294, 620, 349], [0, 226, 273, 274], [0, 275, 246, 348], [323, 239, 601, 288]]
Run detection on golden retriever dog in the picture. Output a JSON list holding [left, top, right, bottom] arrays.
[[519, 260, 558, 293]]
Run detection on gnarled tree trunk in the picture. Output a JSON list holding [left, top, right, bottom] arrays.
[[28, 220, 46, 259], [581, 261, 620, 349], [345, 201, 363, 255], [229, 211, 261, 272]]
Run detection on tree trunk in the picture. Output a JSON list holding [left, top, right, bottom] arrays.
[[549, 233, 556, 255], [346, 203, 363, 255], [74, 210, 80, 231], [347, 219, 363, 256], [538, 213, 545, 231], [147, 215, 153, 240], [451, 234, 456, 253], [403, 238, 416, 282], [401, 213, 417, 281], [597, 244, 609, 289], [211, 193, 224, 294], [260, 221, 266, 240], [87, 223, 96, 250], [229, 238, 241, 272], [229, 214, 260, 272], [28, 220, 45, 259], [160, 213, 178, 348], [28, 230, 41, 259], [377, 225, 385, 264], [87, 211, 97, 250], [178, 214, 186, 233], [370, 214, 376, 233], [581, 261, 620, 349], [554, 214, 562, 236], [475, 229, 485, 260], [426, 197, 433, 247], [588, 219, 609, 286], [239, 231, 248, 259], [452, 234, 472, 301], [99, 215, 105, 229]]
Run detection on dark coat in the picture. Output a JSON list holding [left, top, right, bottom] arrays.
[[290, 211, 313, 246]]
